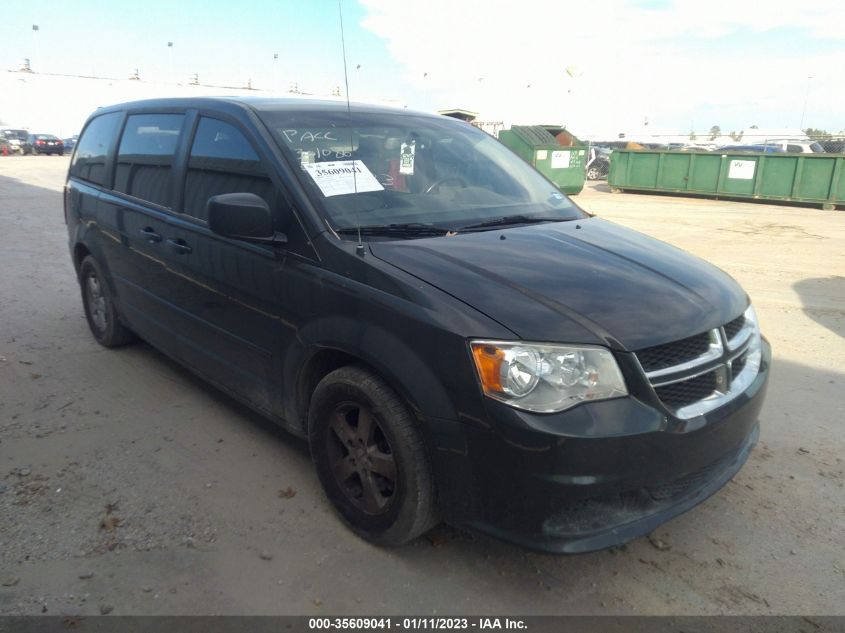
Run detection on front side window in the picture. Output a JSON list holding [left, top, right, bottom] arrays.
[[114, 113, 184, 207], [69, 113, 122, 187], [183, 117, 275, 221], [258, 110, 583, 236]]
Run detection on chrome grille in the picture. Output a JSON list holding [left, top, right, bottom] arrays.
[[723, 314, 745, 340], [636, 331, 712, 373], [731, 350, 748, 376], [654, 371, 718, 408], [635, 309, 761, 419]]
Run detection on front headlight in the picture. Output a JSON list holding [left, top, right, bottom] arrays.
[[470, 340, 628, 413], [744, 304, 759, 336]]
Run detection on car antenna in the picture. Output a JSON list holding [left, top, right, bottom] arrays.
[[337, 0, 364, 256]]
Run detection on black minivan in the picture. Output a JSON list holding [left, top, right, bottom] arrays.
[[65, 97, 770, 553]]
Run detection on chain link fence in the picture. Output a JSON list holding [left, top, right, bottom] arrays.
[[815, 138, 845, 153]]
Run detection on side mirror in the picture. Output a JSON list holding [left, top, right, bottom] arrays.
[[207, 193, 287, 244]]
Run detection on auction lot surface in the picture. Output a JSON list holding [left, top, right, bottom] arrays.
[[1, 156, 843, 615]]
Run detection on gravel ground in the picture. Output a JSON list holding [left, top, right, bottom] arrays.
[[1, 156, 843, 616]]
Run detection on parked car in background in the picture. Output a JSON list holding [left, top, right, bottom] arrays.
[[23, 133, 64, 155], [63, 135, 79, 154], [759, 139, 825, 154], [679, 143, 717, 151], [1, 128, 29, 154], [585, 146, 611, 180], [717, 144, 785, 154]]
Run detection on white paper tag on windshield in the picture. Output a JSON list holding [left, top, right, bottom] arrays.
[[301, 160, 384, 197], [400, 142, 416, 175]]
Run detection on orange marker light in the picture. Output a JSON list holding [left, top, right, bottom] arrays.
[[471, 343, 505, 394]]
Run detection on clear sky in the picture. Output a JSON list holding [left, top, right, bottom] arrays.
[[2, 0, 844, 135]]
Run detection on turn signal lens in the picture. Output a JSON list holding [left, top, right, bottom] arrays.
[[471, 343, 505, 393]]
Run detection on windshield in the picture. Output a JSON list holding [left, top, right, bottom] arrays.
[[259, 109, 584, 234]]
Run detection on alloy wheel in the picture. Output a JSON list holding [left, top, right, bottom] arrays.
[[326, 402, 397, 514]]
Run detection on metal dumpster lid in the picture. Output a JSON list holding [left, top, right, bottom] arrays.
[[508, 125, 559, 146], [542, 125, 584, 146]]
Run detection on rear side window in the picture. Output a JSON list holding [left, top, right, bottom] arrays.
[[183, 117, 275, 221], [114, 114, 184, 207], [70, 113, 121, 186], [787, 144, 803, 153]]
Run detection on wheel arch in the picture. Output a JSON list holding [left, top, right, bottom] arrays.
[[294, 345, 439, 434], [287, 318, 459, 438], [72, 243, 92, 278]]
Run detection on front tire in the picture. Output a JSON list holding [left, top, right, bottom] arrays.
[[79, 256, 136, 347], [308, 365, 438, 546]]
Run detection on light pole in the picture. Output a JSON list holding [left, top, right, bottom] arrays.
[[167, 41, 174, 84], [31, 24, 39, 71], [800, 75, 813, 130]]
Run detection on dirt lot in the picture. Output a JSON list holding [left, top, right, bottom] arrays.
[[1, 156, 843, 616]]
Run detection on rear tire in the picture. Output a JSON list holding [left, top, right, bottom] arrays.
[[308, 365, 438, 546], [79, 255, 136, 347]]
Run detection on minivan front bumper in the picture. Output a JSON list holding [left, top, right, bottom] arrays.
[[437, 338, 770, 553]]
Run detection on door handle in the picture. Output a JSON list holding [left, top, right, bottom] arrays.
[[139, 227, 162, 243], [167, 238, 192, 255]]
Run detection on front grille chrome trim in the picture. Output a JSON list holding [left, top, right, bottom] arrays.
[[727, 319, 755, 351], [649, 361, 722, 388], [674, 341, 762, 419], [643, 329, 723, 381], [635, 306, 762, 420]]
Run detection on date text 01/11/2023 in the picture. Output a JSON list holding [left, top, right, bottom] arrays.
[[307, 617, 528, 630]]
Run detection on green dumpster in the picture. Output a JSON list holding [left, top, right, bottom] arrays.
[[608, 149, 845, 210], [499, 125, 587, 194]]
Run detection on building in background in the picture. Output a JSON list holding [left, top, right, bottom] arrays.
[[0, 69, 405, 138]]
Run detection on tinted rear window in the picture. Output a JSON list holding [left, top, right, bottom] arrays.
[[114, 114, 184, 207], [69, 113, 121, 186]]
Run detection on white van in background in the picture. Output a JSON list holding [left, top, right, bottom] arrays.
[[762, 139, 825, 153]]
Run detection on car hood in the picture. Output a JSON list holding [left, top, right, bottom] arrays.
[[369, 217, 747, 351]]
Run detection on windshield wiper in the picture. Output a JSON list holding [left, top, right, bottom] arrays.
[[456, 215, 567, 232], [335, 223, 450, 239]]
